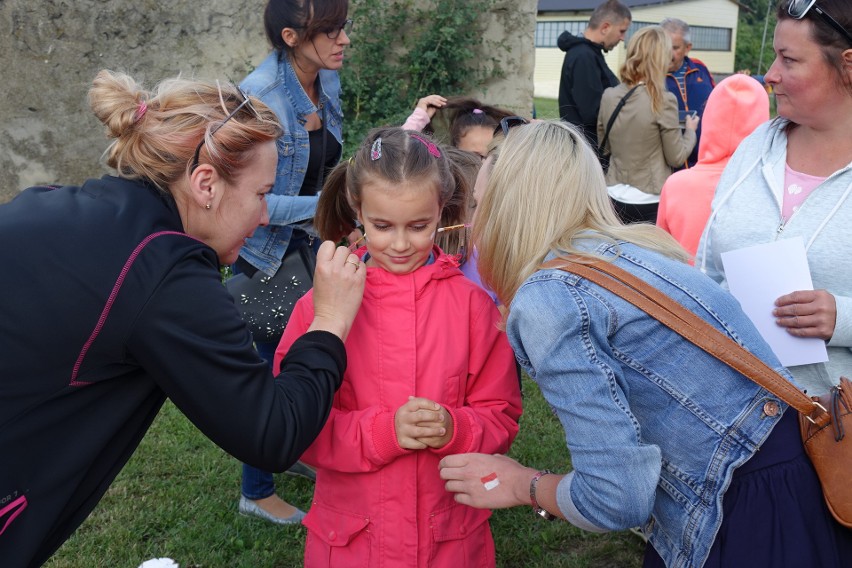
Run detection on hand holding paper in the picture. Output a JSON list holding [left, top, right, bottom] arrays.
[[773, 289, 837, 341], [721, 237, 828, 367]]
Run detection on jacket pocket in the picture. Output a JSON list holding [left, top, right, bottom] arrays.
[[276, 133, 295, 158], [443, 374, 462, 408], [429, 503, 494, 568], [303, 501, 371, 568]]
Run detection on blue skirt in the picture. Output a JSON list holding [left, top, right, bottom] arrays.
[[644, 409, 852, 567]]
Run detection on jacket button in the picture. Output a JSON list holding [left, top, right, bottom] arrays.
[[328, 530, 336, 541], [763, 401, 780, 417]]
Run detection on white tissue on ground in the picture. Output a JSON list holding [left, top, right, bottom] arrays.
[[138, 558, 179, 568]]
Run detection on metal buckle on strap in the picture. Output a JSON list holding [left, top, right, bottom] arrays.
[[805, 401, 828, 425]]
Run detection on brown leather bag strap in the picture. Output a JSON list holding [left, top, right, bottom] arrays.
[[544, 258, 826, 422]]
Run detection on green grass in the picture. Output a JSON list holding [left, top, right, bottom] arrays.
[[533, 97, 560, 120], [46, 376, 645, 568]]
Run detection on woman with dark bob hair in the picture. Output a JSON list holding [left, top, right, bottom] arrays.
[[233, 0, 352, 524]]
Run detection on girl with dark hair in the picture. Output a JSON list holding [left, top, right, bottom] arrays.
[[402, 95, 515, 159], [234, 0, 352, 525], [275, 127, 522, 567]]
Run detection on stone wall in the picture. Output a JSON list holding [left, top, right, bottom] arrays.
[[0, 0, 535, 204]]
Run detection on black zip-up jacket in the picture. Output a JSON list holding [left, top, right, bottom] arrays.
[[0, 176, 346, 567], [557, 31, 619, 148]]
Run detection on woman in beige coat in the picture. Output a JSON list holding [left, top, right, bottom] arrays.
[[598, 25, 698, 224]]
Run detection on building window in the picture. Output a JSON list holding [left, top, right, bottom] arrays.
[[536, 20, 732, 52], [535, 21, 586, 47], [627, 21, 732, 51], [689, 26, 732, 51]]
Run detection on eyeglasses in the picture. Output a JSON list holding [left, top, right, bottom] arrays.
[[788, 0, 852, 47], [494, 116, 530, 138], [320, 19, 354, 39], [190, 85, 259, 173]]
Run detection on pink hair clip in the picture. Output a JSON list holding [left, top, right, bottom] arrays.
[[371, 137, 382, 161], [472, 108, 484, 114], [134, 100, 148, 123], [410, 133, 441, 158]]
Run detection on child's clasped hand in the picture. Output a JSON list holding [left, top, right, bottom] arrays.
[[394, 396, 454, 450]]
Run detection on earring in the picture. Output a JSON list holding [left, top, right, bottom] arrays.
[[205, 203, 211, 210]]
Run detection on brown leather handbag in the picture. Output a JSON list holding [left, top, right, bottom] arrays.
[[545, 258, 852, 528]]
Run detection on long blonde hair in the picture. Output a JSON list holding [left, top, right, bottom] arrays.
[[619, 26, 672, 115], [473, 120, 688, 306]]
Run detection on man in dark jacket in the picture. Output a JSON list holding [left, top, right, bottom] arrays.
[[662, 17, 715, 170], [558, 0, 631, 149]]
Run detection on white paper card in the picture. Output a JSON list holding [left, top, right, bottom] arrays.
[[720, 237, 828, 367]]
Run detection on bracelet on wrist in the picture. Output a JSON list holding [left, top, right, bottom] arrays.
[[529, 470, 556, 521]]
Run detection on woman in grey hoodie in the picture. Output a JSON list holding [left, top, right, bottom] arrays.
[[697, 0, 852, 396]]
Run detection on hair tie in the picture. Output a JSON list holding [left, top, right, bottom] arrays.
[[409, 133, 441, 158], [134, 100, 148, 123], [371, 138, 383, 161], [472, 108, 484, 115]]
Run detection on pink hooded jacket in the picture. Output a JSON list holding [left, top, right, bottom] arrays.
[[656, 74, 770, 262], [274, 246, 522, 568]]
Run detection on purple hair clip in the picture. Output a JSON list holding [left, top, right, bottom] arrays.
[[410, 133, 441, 158], [472, 108, 484, 115], [371, 137, 383, 161]]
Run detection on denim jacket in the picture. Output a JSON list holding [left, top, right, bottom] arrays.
[[239, 51, 344, 276], [506, 237, 793, 568]]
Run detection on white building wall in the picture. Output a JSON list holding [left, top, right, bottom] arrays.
[[535, 0, 740, 99]]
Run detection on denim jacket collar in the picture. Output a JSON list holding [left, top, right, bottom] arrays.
[[237, 51, 343, 276], [278, 51, 324, 122]]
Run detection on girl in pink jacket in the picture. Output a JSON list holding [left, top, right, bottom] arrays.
[[274, 127, 523, 568]]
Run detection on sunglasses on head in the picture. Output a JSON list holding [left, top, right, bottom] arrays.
[[788, 0, 852, 47], [494, 116, 530, 138], [190, 84, 259, 173]]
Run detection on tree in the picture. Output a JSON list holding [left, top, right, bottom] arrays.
[[735, 0, 777, 75], [340, 0, 502, 155]]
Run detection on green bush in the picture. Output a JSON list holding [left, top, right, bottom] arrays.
[[341, 0, 502, 155]]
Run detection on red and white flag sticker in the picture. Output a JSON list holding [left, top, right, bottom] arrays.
[[480, 472, 500, 491]]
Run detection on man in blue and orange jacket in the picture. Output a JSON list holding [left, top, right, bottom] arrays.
[[662, 18, 715, 170]]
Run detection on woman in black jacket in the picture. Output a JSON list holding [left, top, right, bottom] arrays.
[[0, 70, 365, 568]]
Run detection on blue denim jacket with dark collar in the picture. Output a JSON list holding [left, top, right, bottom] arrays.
[[238, 51, 344, 276], [506, 237, 793, 568]]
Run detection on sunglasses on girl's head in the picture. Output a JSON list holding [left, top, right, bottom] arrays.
[[788, 0, 852, 46], [190, 85, 259, 173], [494, 116, 530, 138]]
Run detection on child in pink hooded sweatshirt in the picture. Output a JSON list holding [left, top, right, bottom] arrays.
[[656, 74, 770, 262], [274, 127, 522, 568]]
